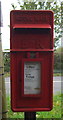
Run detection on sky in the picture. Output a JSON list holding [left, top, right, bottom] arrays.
[[0, 0, 63, 50], [1, 0, 18, 50]]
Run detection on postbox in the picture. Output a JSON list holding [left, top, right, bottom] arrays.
[[10, 10, 54, 112]]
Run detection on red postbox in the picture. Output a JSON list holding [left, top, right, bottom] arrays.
[[10, 10, 54, 112]]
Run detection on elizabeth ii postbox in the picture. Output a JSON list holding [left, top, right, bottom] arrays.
[[10, 10, 54, 112]]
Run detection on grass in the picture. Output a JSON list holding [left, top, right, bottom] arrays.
[[6, 93, 63, 119], [7, 96, 24, 118], [5, 72, 62, 118], [37, 94, 62, 118], [4, 72, 10, 78], [4, 72, 63, 78], [54, 73, 63, 76]]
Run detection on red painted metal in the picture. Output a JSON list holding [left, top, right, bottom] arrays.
[[10, 10, 54, 112], [13, 24, 51, 29]]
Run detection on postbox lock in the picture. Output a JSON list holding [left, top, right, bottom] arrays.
[[27, 52, 39, 58]]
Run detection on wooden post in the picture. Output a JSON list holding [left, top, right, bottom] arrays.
[[24, 112, 36, 120], [0, 3, 7, 118], [0, 33, 7, 119]]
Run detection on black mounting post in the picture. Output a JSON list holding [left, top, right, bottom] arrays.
[[24, 112, 36, 120]]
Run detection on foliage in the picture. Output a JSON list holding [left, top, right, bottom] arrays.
[[6, 93, 62, 118], [56, 47, 63, 53], [11, 0, 63, 48], [3, 47, 63, 73], [54, 47, 63, 72], [3, 52, 10, 72], [54, 52, 61, 70], [4, 72, 10, 78]]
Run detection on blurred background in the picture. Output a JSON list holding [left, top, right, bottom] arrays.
[[0, 0, 63, 119]]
